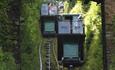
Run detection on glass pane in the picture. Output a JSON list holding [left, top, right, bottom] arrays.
[[58, 20, 71, 34], [49, 4, 57, 15], [41, 4, 48, 15], [63, 43, 79, 58], [72, 20, 83, 34], [44, 21, 55, 32]]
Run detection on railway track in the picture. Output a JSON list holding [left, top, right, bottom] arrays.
[[45, 40, 51, 70], [39, 39, 82, 70], [39, 39, 52, 70], [39, 41, 43, 70]]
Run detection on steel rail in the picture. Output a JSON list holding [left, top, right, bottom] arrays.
[[39, 41, 43, 70]]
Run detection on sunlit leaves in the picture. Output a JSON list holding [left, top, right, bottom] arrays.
[[83, 1, 103, 70], [63, 1, 69, 14], [67, 1, 103, 70], [84, 1, 101, 38], [70, 1, 83, 14]]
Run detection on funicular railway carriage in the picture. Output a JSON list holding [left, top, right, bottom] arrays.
[[40, 1, 85, 68], [57, 14, 85, 67]]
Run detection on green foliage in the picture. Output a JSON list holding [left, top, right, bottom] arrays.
[[84, 1, 102, 49], [67, 1, 103, 70], [0, 0, 17, 69], [0, 0, 11, 49], [63, 1, 69, 14], [83, 1, 103, 70], [20, 0, 42, 70], [83, 32, 103, 70], [0, 0, 104, 70], [70, 1, 84, 14], [0, 48, 16, 70], [0, 0, 10, 21]]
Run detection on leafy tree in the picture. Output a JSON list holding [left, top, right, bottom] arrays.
[[68, 1, 103, 70], [0, 48, 16, 70], [20, 0, 42, 70], [70, 1, 84, 14], [83, 1, 103, 70]]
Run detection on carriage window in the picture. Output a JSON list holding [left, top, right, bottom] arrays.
[[58, 20, 71, 34], [72, 20, 83, 34], [41, 4, 48, 15], [44, 21, 55, 32], [63, 43, 79, 58]]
